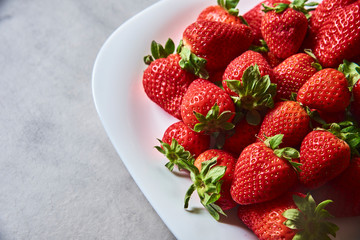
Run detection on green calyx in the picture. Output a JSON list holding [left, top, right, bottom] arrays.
[[193, 103, 235, 133], [283, 193, 339, 240], [321, 121, 360, 157], [263, 134, 302, 172], [183, 157, 227, 221], [262, 0, 318, 18], [177, 40, 209, 79], [226, 64, 276, 126], [217, 0, 240, 16], [338, 60, 360, 90], [249, 39, 269, 53], [144, 38, 175, 65], [155, 138, 195, 171]]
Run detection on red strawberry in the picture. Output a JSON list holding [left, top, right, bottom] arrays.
[[237, 192, 339, 240], [311, 157, 360, 217], [309, 0, 357, 32], [161, 121, 210, 158], [222, 119, 261, 156], [257, 101, 311, 147], [273, 52, 320, 101], [222, 50, 274, 95], [180, 79, 235, 134], [231, 134, 300, 205], [197, 0, 244, 25], [309, 1, 360, 67], [193, 149, 237, 211], [181, 20, 253, 72], [352, 79, 360, 122], [260, 1, 309, 59], [243, 0, 291, 45], [299, 129, 351, 189], [297, 68, 351, 113], [143, 39, 196, 119]]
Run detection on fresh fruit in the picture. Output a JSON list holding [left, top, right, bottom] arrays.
[[222, 50, 274, 95], [161, 121, 210, 158], [224, 64, 276, 125], [231, 134, 300, 205], [243, 0, 291, 45], [260, 0, 311, 59], [352, 79, 360, 122], [197, 0, 244, 25], [222, 119, 261, 156], [299, 128, 351, 189], [193, 149, 237, 211], [309, 1, 360, 67], [311, 157, 360, 217], [297, 68, 351, 113], [237, 192, 339, 240], [180, 78, 235, 134], [257, 101, 311, 147], [181, 20, 253, 72], [273, 51, 320, 101], [143, 39, 196, 119]]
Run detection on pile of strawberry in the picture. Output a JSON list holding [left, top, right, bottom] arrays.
[[142, 0, 360, 239]]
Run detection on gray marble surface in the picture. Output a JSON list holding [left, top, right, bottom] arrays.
[[0, 0, 176, 239]]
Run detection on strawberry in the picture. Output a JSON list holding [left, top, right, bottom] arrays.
[[311, 157, 360, 217], [309, 1, 360, 67], [231, 134, 300, 205], [243, 0, 291, 45], [222, 50, 274, 95], [273, 51, 320, 101], [299, 126, 353, 189], [143, 39, 196, 119], [260, 1, 311, 59], [161, 121, 210, 158], [308, 0, 357, 32], [181, 20, 253, 72], [180, 78, 235, 134], [193, 149, 237, 211], [237, 192, 339, 240], [352, 79, 360, 123], [297, 68, 351, 113], [197, 0, 244, 25], [224, 64, 277, 125], [222, 118, 261, 156], [257, 101, 311, 147]]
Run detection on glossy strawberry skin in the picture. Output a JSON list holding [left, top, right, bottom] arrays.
[[309, 0, 357, 32], [243, 0, 291, 45], [237, 192, 303, 240], [257, 101, 311, 147], [261, 8, 308, 59], [180, 79, 235, 132], [273, 53, 318, 101], [197, 5, 243, 25], [310, 2, 360, 67], [143, 54, 195, 119], [299, 130, 351, 189], [194, 149, 237, 210], [230, 142, 297, 205], [297, 68, 351, 113], [310, 157, 360, 217], [223, 119, 261, 157], [182, 20, 253, 72], [162, 121, 210, 158], [222, 50, 274, 95]]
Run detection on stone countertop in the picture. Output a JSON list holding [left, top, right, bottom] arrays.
[[0, 0, 175, 239]]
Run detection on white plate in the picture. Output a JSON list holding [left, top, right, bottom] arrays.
[[92, 0, 360, 239]]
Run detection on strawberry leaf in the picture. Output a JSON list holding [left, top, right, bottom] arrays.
[[193, 103, 235, 133], [264, 133, 284, 149], [283, 193, 339, 240], [178, 42, 209, 79], [144, 38, 175, 65], [338, 60, 360, 89], [218, 0, 240, 16]]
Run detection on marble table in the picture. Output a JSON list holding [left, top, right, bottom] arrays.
[[0, 0, 175, 239]]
